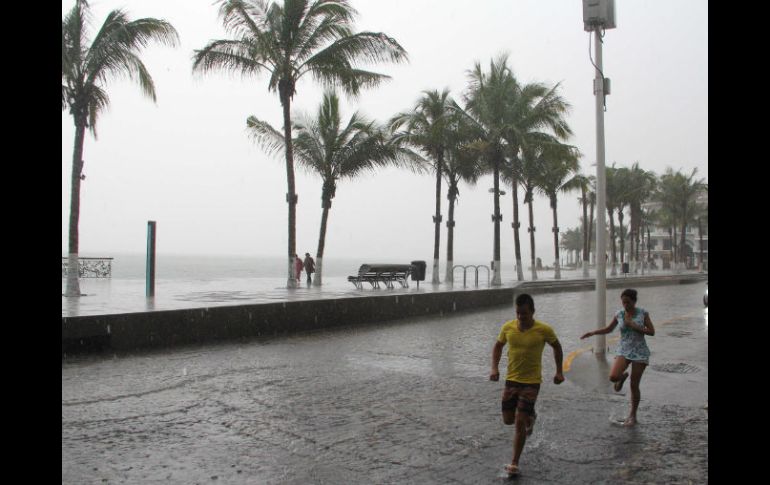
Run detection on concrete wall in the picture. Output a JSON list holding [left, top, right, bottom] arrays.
[[62, 274, 706, 355], [63, 288, 514, 354]]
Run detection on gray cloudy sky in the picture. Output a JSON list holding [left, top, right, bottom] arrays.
[[62, 0, 708, 265]]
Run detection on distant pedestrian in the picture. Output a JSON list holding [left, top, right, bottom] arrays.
[[580, 288, 655, 427], [303, 252, 315, 285], [294, 254, 303, 282], [490, 293, 564, 477]]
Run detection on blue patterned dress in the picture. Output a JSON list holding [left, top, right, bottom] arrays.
[[614, 307, 650, 364]]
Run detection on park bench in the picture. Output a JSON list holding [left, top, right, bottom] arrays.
[[347, 263, 413, 289]]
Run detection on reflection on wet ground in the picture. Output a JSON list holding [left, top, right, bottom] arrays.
[[62, 283, 707, 483]]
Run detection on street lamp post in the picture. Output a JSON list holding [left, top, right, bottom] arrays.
[[583, 0, 615, 355]]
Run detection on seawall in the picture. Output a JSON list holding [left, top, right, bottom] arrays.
[[62, 273, 706, 355]]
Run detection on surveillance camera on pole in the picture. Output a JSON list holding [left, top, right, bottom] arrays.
[[582, 0, 615, 355]]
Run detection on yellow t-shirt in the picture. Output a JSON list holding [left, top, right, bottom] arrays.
[[497, 320, 558, 383]]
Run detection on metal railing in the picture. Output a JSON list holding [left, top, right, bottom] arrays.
[[61, 257, 113, 278]]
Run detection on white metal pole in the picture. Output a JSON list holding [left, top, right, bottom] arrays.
[[593, 28, 607, 355]]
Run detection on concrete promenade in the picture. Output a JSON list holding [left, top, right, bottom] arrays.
[[62, 276, 708, 483], [62, 271, 706, 354]]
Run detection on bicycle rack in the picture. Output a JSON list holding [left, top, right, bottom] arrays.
[[452, 264, 491, 288]]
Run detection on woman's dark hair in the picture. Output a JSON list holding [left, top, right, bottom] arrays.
[[621, 289, 638, 302]]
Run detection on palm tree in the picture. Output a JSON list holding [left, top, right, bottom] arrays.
[[560, 227, 583, 266], [62, 0, 179, 297], [390, 89, 456, 284], [461, 57, 518, 285], [624, 163, 657, 273], [640, 206, 656, 271], [193, 0, 407, 288], [572, 173, 595, 277], [674, 169, 707, 269], [656, 168, 706, 270], [247, 91, 402, 286], [441, 115, 484, 284], [614, 166, 631, 271], [535, 143, 581, 279], [512, 136, 563, 281], [462, 55, 572, 284], [604, 164, 622, 275]]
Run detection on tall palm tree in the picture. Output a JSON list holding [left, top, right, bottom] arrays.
[[62, 0, 179, 297], [390, 89, 456, 285], [535, 143, 581, 279], [624, 163, 657, 273], [247, 91, 402, 286], [613, 166, 632, 271], [193, 0, 407, 288], [441, 115, 483, 284], [640, 206, 656, 271], [462, 55, 572, 284], [656, 168, 706, 270], [559, 227, 583, 266], [461, 57, 518, 285], [572, 173, 595, 277], [604, 164, 622, 275], [511, 137, 561, 281], [674, 169, 707, 269]]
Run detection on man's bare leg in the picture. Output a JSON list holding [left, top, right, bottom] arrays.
[[510, 410, 530, 471]]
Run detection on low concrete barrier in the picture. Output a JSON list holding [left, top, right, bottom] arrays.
[[62, 273, 706, 355]]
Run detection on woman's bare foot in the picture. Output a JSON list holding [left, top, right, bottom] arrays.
[[623, 416, 637, 427], [613, 372, 629, 392]]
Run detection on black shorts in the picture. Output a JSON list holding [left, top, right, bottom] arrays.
[[501, 380, 540, 414]]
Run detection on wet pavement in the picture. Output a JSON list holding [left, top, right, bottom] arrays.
[[62, 283, 707, 484], [62, 268, 693, 317]]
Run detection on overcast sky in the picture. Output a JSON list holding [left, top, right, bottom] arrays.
[[62, 0, 708, 266]]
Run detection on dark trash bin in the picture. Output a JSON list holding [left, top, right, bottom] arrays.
[[622, 262, 629, 274], [410, 260, 426, 281]]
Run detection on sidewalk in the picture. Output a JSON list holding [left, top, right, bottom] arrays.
[[62, 286, 708, 483], [535, 306, 708, 483]]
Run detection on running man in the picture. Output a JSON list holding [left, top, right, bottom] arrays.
[[490, 293, 564, 477]]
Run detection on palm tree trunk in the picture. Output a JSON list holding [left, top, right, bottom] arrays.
[[618, 209, 625, 267], [679, 213, 688, 270], [581, 188, 589, 277], [432, 156, 443, 284], [512, 182, 524, 281], [445, 185, 456, 284], [588, 200, 595, 264], [281, 93, 298, 289], [492, 159, 501, 285], [647, 225, 652, 268], [671, 225, 677, 272], [634, 211, 641, 274], [628, 212, 635, 272], [65, 121, 87, 297], [314, 195, 332, 287], [527, 192, 537, 281], [608, 209, 617, 276], [698, 217, 704, 272], [551, 197, 561, 280]]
